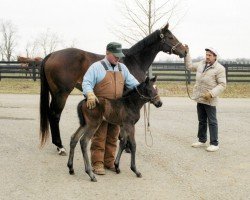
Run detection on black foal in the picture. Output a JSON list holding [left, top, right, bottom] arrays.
[[67, 76, 162, 181]]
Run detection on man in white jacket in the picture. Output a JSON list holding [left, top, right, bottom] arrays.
[[184, 46, 226, 152]]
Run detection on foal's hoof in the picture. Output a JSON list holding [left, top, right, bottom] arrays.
[[91, 176, 97, 182], [69, 169, 75, 175], [115, 168, 120, 174], [136, 172, 142, 178], [57, 147, 67, 156]]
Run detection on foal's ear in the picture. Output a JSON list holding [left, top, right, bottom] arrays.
[[145, 76, 150, 84], [151, 75, 157, 82]]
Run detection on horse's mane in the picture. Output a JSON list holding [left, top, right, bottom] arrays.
[[122, 82, 144, 99], [124, 30, 160, 56], [122, 88, 136, 98]]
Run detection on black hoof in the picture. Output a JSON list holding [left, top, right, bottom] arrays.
[[91, 176, 97, 182], [116, 168, 120, 174], [136, 172, 142, 178], [69, 170, 75, 175]]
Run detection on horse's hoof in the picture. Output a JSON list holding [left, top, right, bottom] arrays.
[[116, 168, 120, 174], [91, 176, 97, 182], [57, 147, 67, 156], [69, 170, 75, 175], [136, 172, 142, 178]]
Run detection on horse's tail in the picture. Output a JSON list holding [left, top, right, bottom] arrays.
[[40, 53, 52, 147], [77, 100, 86, 127]]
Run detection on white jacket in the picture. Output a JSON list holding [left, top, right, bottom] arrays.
[[184, 52, 226, 106]]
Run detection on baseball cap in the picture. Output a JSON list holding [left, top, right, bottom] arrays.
[[205, 47, 218, 56], [106, 42, 125, 58]]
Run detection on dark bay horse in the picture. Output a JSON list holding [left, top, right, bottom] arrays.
[[40, 23, 187, 154], [67, 76, 161, 181]]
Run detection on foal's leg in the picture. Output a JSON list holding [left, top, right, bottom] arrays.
[[67, 126, 85, 175], [128, 125, 142, 178], [79, 126, 100, 182], [114, 127, 127, 173]]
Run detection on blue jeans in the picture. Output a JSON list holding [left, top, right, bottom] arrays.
[[197, 103, 218, 146]]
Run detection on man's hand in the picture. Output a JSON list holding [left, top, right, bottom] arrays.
[[86, 92, 99, 109], [184, 44, 189, 53], [202, 92, 212, 101]]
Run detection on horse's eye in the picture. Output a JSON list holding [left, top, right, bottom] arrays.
[[168, 36, 174, 40]]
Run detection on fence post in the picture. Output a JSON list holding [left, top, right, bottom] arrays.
[[32, 62, 36, 81], [225, 64, 228, 82], [188, 70, 191, 84]]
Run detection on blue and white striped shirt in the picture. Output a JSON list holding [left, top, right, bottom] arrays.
[[82, 57, 139, 95]]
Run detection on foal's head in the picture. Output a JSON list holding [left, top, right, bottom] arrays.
[[159, 23, 187, 58], [136, 76, 162, 108]]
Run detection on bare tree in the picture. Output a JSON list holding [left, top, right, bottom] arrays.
[[0, 20, 18, 61], [38, 29, 61, 57], [64, 39, 78, 48], [0, 45, 4, 61], [113, 0, 187, 44], [112, 0, 187, 76], [25, 39, 39, 58]]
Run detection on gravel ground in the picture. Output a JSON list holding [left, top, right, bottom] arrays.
[[0, 94, 249, 200]]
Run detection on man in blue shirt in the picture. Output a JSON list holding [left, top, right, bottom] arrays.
[[82, 42, 139, 175]]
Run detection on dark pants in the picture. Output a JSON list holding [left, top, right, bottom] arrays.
[[197, 103, 218, 146]]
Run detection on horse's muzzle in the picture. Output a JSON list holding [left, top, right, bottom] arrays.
[[153, 101, 162, 108]]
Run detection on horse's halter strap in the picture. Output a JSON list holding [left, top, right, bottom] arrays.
[[160, 31, 181, 54], [135, 86, 159, 102]]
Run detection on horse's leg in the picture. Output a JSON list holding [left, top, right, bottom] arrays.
[[114, 127, 127, 174], [128, 125, 142, 178], [49, 92, 68, 155], [67, 126, 85, 175], [79, 126, 100, 182]]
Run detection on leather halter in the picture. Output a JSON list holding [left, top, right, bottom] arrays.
[[159, 31, 181, 55], [135, 86, 159, 103]]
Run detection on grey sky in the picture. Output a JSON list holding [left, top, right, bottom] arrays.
[[1, 0, 250, 59]]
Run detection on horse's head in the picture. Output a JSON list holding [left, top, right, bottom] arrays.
[[159, 23, 187, 58], [136, 76, 162, 108]]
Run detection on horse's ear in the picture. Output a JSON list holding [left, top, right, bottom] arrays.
[[145, 76, 150, 84], [151, 75, 157, 82], [162, 23, 169, 33]]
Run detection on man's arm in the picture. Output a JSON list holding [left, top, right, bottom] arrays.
[[184, 45, 199, 72], [82, 64, 100, 109], [82, 64, 98, 96], [184, 52, 199, 72], [121, 64, 139, 89]]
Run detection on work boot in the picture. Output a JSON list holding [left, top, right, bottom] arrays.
[[191, 141, 206, 148], [92, 162, 105, 175], [105, 165, 116, 172]]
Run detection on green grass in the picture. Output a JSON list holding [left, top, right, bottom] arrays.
[[0, 79, 249, 98]]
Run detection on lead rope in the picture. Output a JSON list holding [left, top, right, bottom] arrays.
[[184, 68, 212, 105], [185, 69, 195, 100], [184, 69, 199, 101], [144, 103, 153, 147]]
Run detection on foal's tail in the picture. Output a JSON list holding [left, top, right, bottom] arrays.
[[77, 100, 86, 127], [40, 54, 52, 147]]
